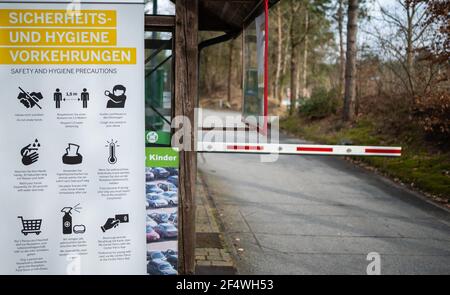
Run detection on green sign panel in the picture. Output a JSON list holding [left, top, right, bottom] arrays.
[[145, 147, 179, 168], [145, 130, 171, 145]]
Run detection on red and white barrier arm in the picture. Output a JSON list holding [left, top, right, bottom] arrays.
[[197, 142, 402, 157]]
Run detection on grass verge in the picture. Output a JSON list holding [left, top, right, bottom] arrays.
[[280, 116, 450, 205]]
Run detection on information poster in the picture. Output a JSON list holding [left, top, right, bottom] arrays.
[[0, 0, 146, 274], [145, 148, 179, 275]]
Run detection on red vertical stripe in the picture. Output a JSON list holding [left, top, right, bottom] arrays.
[[263, 0, 269, 133]]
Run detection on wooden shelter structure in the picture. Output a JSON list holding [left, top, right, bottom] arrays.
[[144, 0, 278, 274]]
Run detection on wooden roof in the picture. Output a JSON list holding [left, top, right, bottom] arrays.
[[200, 0, 279, 32], [170, 0, 279, 32]]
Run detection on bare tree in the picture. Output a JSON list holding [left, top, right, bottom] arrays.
[[288, 0, 313, 115], [376, 0, 429, 96], [296, 49, 301, 101], [343, 0, 359, 121], [301, 9, 309, 98], [337, 0, 346, 95], [289, 0, 301, 115], [274, 5, 283, 103], [227, 40, 234, 105]]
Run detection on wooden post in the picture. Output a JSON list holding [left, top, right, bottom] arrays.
[[175, 0, 198, 275]]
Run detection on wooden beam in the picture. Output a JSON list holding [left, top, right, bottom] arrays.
[[175, 0, 198, 275], [145, 15, 175, 31], [144, 39, 172, 50]]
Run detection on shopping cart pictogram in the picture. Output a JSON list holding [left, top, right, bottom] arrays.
[[17, 216, 42, 236]]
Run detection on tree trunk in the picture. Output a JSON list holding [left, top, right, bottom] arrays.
[[302, 9, 309, 98], [296, 49, 301, 100], [406, 2, 415, 96], [227, 40, 234, 104], [281, 42, 290, 101], [289, 5, 297, 115], [275, 5, 283, 104], [302, 38, 308, 97], [290, 51, 297, 115], [343, 0, 359, 122], [337, 0, 345, 95], [282, 20, 290, 79]]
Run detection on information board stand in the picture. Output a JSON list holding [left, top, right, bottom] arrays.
[[0, 0, 146, 275]]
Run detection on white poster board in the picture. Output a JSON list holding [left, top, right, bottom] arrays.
[[0, 0, 146, 274]]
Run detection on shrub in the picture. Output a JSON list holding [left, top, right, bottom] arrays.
[[298, 88, 339, 120], [413, 90, 450, 145]]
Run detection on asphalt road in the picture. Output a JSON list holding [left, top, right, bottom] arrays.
[[197, 109, 450, 275]]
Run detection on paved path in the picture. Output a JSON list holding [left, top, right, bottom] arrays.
[[195, 175, 235, 274], [197, 109, 450, 275]]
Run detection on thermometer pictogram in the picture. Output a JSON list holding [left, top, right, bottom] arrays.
[[106, 139, 119, 164]]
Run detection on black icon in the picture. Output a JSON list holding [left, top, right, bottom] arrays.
[[18, 216, 42, 236], [54, 88, 63, 108], [62, 143, 83, 165], [105, 85, 127, 108], [21, 139, 40, 166], [17, 87, 43, 109], [61, 204, 85, 235], [80, 88, 89, 108], [73, 224, 86, 234], [54, 89, 89, 108], [106, 139, 119, 164], [101, 214, 129, 232]]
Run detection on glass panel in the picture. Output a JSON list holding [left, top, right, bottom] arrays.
[[145, 31, 173, 147], [145, 0, 175, 16], [243, 14, 266, 121]]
